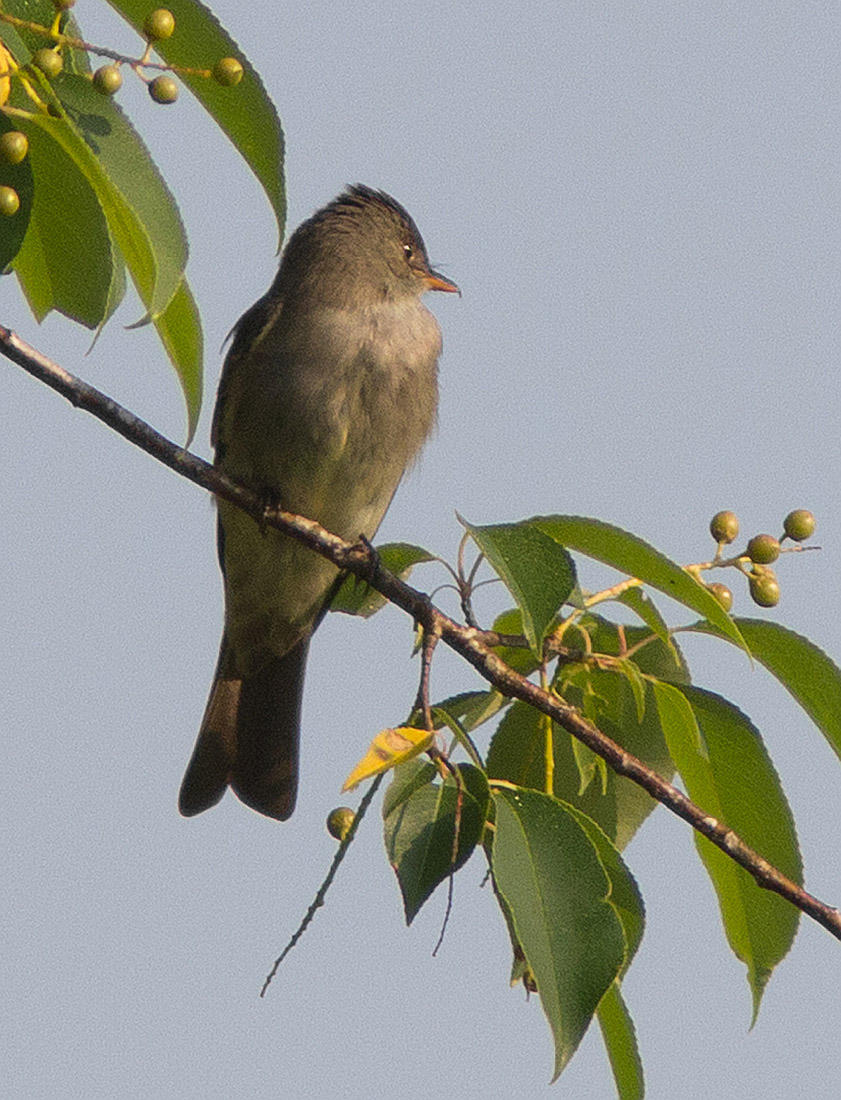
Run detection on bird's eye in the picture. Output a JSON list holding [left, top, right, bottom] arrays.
[[403, 243, 414, 261]]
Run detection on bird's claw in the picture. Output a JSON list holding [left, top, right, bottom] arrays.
[[257, 489, 282, 536]]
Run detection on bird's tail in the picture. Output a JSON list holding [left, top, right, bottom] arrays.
[[178, 635, 309, 821]]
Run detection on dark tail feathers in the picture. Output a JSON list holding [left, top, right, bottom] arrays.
[[178, 636, 309, 821]]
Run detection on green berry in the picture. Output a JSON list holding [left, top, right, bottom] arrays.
[[783, 509, 815, 542], [749, 570, 780, 608], [709, 510, 739, 545], [0, 131, 29, 165], [92, 64, 123, 97], [212, 57, 244, 87], [706, 582, 733, 612], [747, 534, 780, 565], [148, 74, 178, 104], [326, 806, 355, 841], [32, 48, 63, 79], [144, 8, 176, 41], [0, 186, 20, 216]]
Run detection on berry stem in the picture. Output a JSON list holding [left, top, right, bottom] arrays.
[[687, 542, 819, 575], [0, 12, 212, 78], [0, 11, 61, 43]]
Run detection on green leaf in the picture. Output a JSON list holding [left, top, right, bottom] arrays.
[[428, 691, 509, 770], [0, 111, 34, 270], [426, 707, 483, 770], [153, 279, 203, 443], [570, 727, 609, 799], [382, 759, 438, 816], [533, 515, 747, 652], [571, 671, 675, 850], [104, 0, 286, 246], [597, 983, 644, 1100], [563, 804, 645, 973], [330, 543, 436, 617], [491, 788, 625, 1081], [487, 701, 554, 793], [54, 73, 188, 322], [12, 98, 165, 326], [430, 690, 508, 735], [487, 673, 675, 851], [612, 658, 647, 722], [462, 518, 577, 656], [652, 681, 801, 1018], [7, 28, 200, 426], [688, 617, 841, 765], [383, 762, 489, 924], [0, 13, 29, 58], [11, 115, 118, 326]]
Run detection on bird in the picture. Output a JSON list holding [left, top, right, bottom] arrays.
[[178, 185, 458, 821]]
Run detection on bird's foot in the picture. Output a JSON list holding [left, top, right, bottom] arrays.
[[354, 533, 382, 583], [257, 488, 283, 535]]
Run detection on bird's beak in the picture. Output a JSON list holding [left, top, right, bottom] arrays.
[[424, 268, 460, 295]]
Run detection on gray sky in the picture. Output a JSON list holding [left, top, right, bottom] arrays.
[[3, 2, 840, 1096]]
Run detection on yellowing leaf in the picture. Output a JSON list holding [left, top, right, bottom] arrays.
[[343, 727, 434, 791], [0, 43, 12, 106]]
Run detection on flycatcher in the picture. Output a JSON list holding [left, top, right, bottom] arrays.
[[179, 185, 458, 821]]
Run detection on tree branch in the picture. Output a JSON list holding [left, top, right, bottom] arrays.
[[3, 322, 840, 942]]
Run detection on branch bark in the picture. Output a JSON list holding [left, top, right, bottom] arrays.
[[3, 322, 840, 943]]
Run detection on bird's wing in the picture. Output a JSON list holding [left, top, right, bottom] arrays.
[[212, 290, 285, 456]]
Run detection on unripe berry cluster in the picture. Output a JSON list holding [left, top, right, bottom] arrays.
[[10, 8, 244, 116], [704, 509, 816, 611]]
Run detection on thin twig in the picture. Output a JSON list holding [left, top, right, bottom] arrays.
[[260, 776, 383, 996], [688, 543, 820, 574], [414, 616, 441, 732], [455, 531, 480, 627]]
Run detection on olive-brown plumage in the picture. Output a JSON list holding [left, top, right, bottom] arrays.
[[179, 186, 457, 820]]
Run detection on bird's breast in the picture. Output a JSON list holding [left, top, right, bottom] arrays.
[[218, 298, 441, 528], [298, 299, 441, 460]]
